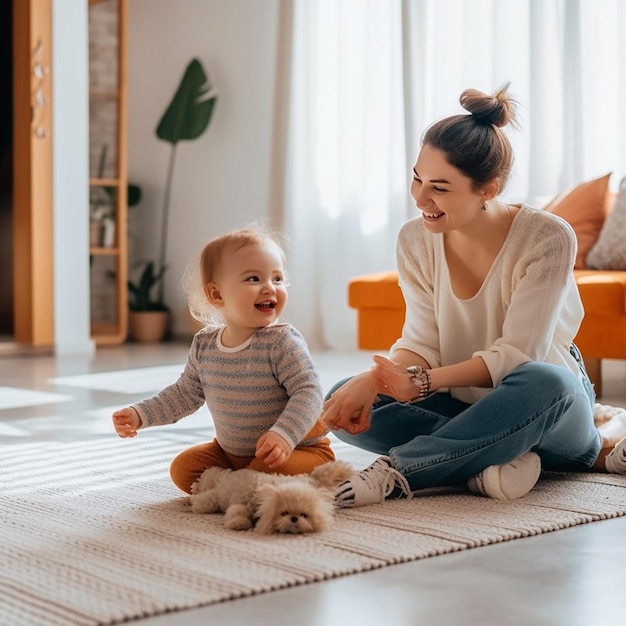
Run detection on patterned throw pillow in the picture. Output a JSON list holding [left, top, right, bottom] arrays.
[[543, 173, 612, 269], [586, 176, 626, 270]]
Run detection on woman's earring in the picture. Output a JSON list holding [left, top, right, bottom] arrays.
[[481, 201, 488, 211]]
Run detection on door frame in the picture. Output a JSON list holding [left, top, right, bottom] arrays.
[[12, 0, 54, 346]]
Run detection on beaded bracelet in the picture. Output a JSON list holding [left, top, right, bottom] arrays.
[[406, 365, 432, 400]]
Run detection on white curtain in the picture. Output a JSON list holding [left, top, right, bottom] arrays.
[[281, 0, 626, 350]]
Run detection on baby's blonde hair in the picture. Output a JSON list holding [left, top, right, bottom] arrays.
[[184, 224, 288, 326]]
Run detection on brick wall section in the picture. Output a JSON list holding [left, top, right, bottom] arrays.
[[89, 0, 119, 326], [89, 0, 118, 178]]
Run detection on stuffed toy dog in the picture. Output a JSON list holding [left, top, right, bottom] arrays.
[[189, 460, 353, 535]]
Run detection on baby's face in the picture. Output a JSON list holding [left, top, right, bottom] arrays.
[[214, 241, 288, 332]]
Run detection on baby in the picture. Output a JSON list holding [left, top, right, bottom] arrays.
[[112, 226, 334, 493]]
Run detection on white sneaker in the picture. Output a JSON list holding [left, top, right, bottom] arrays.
[[335, 456, 413, 508], [605, 436, 626, 474], [467, 452, 541, 500]]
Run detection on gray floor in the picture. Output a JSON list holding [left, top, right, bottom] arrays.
[[1, 341, 626, 626]]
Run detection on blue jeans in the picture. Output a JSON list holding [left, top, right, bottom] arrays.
[[329, 354, 600, 490]]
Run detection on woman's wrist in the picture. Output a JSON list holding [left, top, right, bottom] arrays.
[[406, 365, 432, 400]]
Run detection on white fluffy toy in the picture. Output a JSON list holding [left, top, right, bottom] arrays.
[[189, 460, 354, 535]]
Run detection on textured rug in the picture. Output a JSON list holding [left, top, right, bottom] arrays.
[[2, 433, 626, 626]]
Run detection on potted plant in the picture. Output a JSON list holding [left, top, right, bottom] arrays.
[[127, 261, 169, 342], [128, 57, 218, 342]]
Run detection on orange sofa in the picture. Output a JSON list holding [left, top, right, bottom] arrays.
[[348, 269, 626, 398]]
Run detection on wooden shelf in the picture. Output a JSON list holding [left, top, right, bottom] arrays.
[[89, 90, 121, 100], [90, 246, 120, 256], [91, 322, 128, 345], [90, 177, 120, 187]]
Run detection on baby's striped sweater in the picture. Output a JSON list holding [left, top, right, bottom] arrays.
[[133, 324, 327, 456]]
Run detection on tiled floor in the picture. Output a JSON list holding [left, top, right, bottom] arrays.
[[1, 342, 626, 626]]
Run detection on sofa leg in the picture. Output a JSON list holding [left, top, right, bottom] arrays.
[[584, 357, 602, 399]]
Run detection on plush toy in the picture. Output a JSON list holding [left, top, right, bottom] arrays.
[[189, 460, 354, 535]]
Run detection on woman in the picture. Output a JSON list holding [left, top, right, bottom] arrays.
[[322, 85, 626, 507]]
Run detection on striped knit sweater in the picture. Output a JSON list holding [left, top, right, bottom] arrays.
[[132, 324, 327, 456]]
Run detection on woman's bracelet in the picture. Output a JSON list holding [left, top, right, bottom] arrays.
[[406, 365, 432, 400]]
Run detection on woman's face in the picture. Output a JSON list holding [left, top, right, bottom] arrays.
[[410, 144, 491, 233]]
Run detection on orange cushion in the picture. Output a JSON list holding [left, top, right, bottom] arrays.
[[348, 272, 405, 350], [574, 269, 626, 315], [544, 173, 612, 269], [348, 271, 405, 309]]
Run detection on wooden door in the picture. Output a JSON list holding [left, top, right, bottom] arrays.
[[12, 0, 54, 346]]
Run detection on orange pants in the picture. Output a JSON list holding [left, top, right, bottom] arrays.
[[170, 436, 335, 494]]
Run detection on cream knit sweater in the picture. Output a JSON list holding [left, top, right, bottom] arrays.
[[390, 205, 585, 403]]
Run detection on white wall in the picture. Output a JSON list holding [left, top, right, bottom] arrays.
[[128, 0, 281, 337], [52, 0, 95, 355]]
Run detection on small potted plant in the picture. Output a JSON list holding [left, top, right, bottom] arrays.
[[127, 261, 169, 342], [128, 57, 217, 342]]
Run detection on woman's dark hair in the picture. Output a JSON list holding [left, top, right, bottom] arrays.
[[421, 84, 519, 192]]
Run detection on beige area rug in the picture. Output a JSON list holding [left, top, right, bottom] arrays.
[[2, 433, 626, 626]]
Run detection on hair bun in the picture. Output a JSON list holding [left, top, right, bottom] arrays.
[[459, 84, 518, 128]]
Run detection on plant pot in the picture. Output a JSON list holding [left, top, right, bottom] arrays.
[[128, 310, 169, 343]]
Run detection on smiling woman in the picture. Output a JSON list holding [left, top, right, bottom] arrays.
[[320, 84, 626, 511]]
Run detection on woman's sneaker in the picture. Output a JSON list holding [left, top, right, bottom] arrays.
[[605, 436, 626, 474], [335, 456, 413, 508], [467, 452, 541, 500]]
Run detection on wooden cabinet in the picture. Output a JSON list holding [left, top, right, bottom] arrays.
[[88, 0, 128, 344]]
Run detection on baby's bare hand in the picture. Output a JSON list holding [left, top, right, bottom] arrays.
[[112, 407, 141, 438], [256, 432, 291, 469]]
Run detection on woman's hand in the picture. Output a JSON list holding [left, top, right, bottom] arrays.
[[321, 371, 379, 435], [255, 431, 292, 469], [371, 355, 422, 402]]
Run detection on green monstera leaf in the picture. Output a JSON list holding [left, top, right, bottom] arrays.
[[156, 58, 217, 145]]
